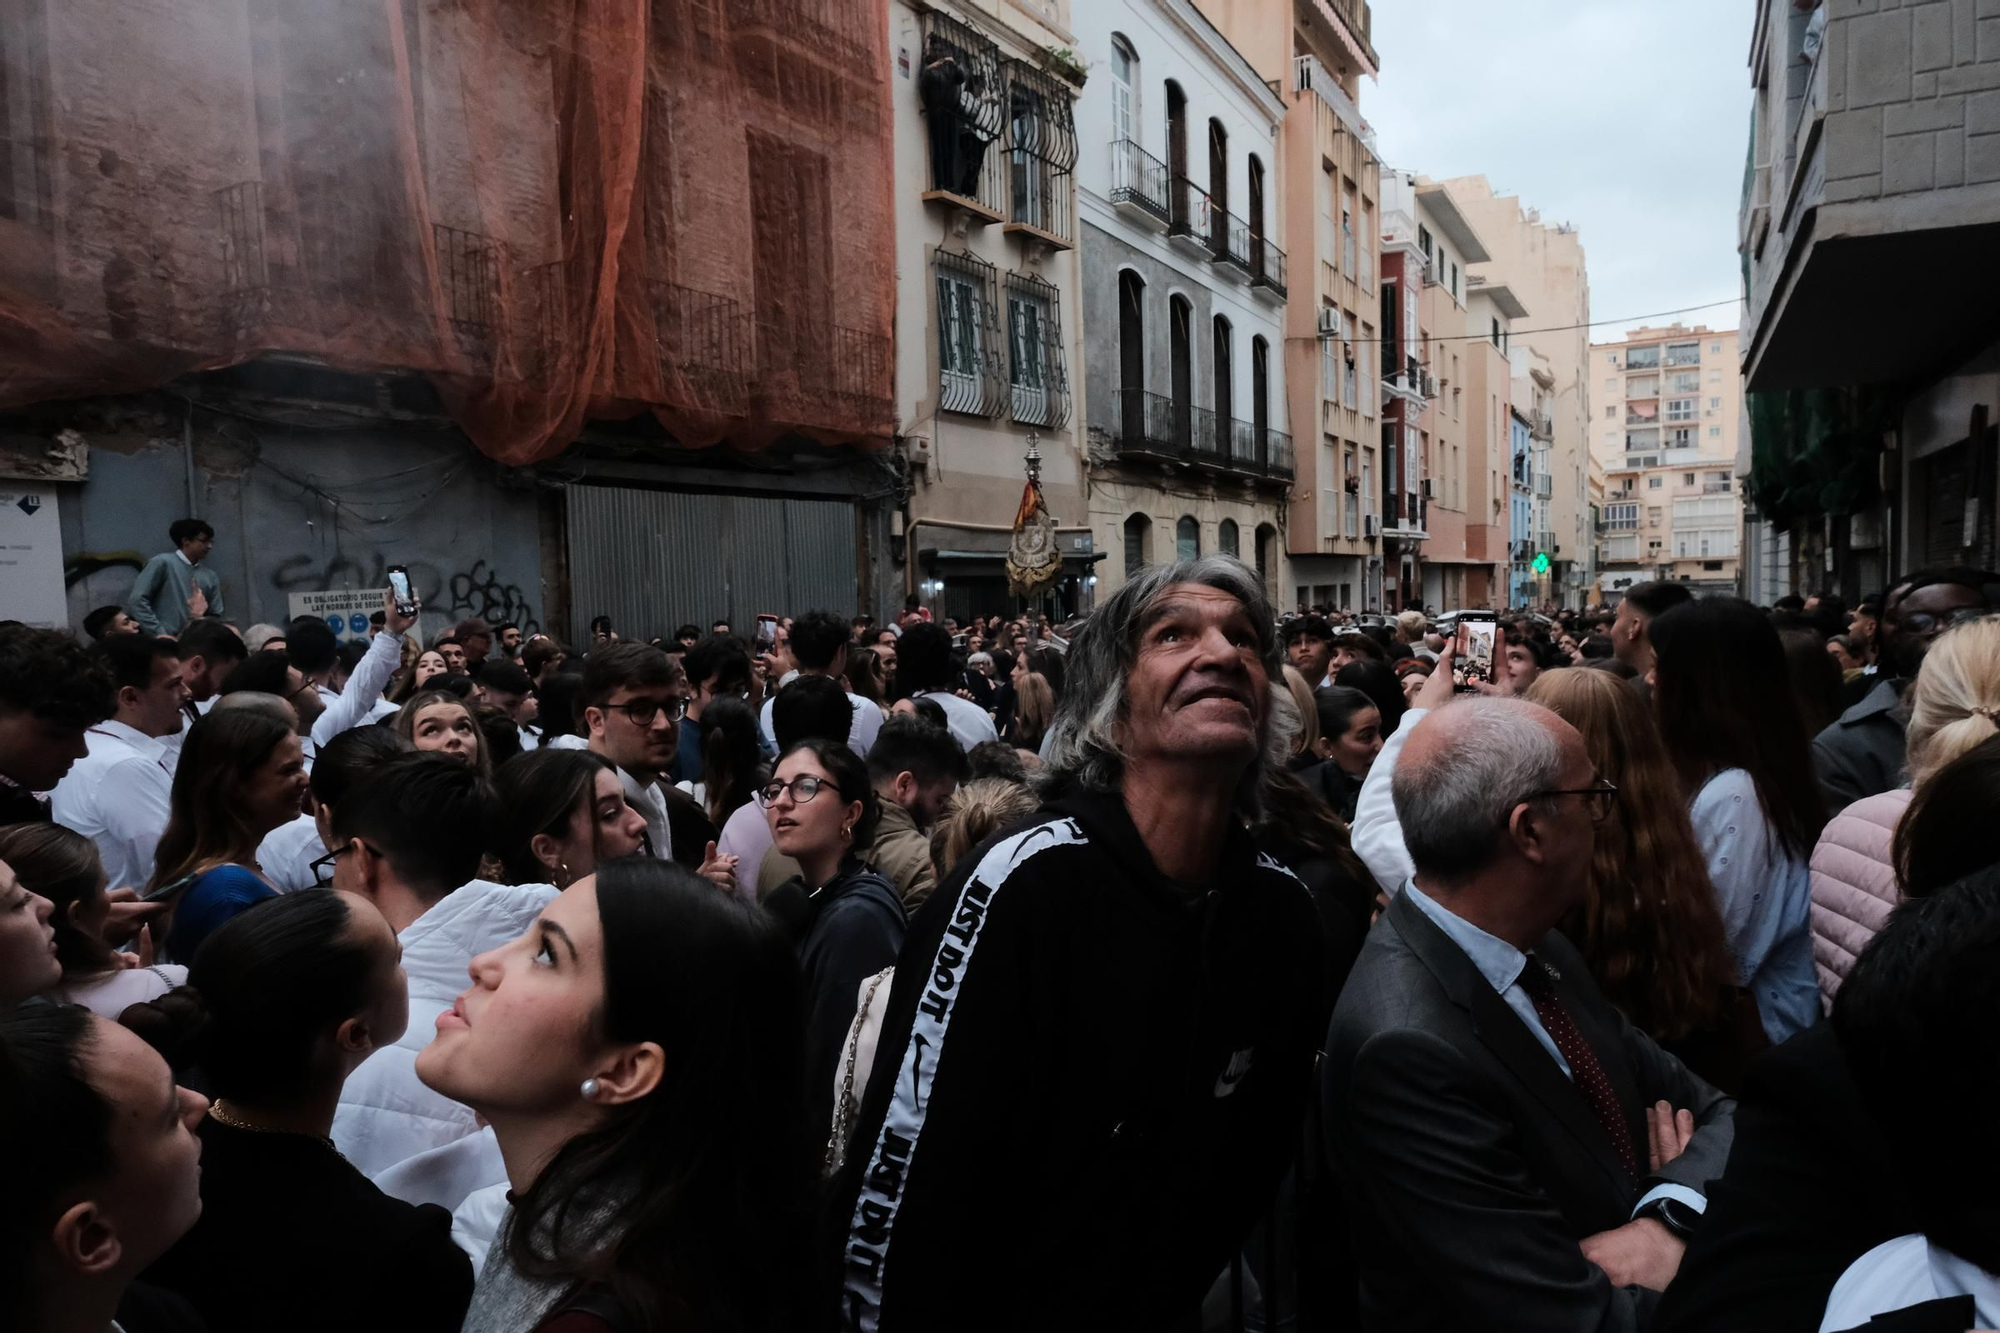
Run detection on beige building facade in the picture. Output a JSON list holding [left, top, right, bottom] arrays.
[[1438, 176, 1595, 607], [1195, 0, 1384, 613], [890, 0, 1094, 623], [1591, 325, 1743, 598]]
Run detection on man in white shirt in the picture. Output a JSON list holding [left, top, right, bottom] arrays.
[[159, 619, 246, 775], [51, 635, 190, 892], [757, 610, 883, 757], [328, 752, 543, 1181], [895, 621, 996, 752]]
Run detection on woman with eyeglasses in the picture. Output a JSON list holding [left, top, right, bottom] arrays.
[[1650, 596, 1827, 1046], [759, 738, 904, 1136], [151, 708, 312, 964], [1525, 670, 1765, 1091]]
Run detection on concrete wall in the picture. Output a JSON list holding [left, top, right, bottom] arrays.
[[57, 420, 542, 640]]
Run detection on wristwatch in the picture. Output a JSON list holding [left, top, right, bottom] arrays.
[[1637, 1195, 1701, 1240]]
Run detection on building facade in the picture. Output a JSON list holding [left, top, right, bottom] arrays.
[[889, 0, 1096, 624], [1462, 278, 1529, 607], [1738, 0, 2000, 599], [1589, 325, 1743, 599], [1072, 0, 1292, 601], [1440, 176, 1595, 607], [1195, 0, 1383, 615], [1508, 406, 1535, 606]]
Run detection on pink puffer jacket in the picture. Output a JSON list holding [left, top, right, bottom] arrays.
[[1808, 788, 1912, 1011]]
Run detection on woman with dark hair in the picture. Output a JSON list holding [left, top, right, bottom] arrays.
[[1333, 656, 1408, 738], [1302, 685, 1382, 823], [0, 852, 60, 1009], [152, 708, 311, 963], [761, 738, 904, 1134], [137, 890, 472, 1332], [389, 648, 450, 705], [1891, 733, 2000, 899], [533, 668, 592, 751], [1650, 596, 1827, 1044], [1527, 669, 1765, 1088], [1, 1005, 208, 1333], [1779, 626, 1846, 741], [682, 695, 766, 828], [394, 689, 493, 774], [413, 859, 816, 1333], [0, 822, 186, 1016], [495, 750, 648, 889]]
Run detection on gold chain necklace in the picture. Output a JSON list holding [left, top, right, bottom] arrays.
[[207, 1100, 346, 1161]]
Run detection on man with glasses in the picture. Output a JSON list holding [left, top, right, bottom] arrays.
[[1813, 566, 1998, 810], [1324, 695, 1734, 1331], [580, 641, 716, 867]]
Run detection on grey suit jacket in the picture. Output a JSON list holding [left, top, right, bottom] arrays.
[[1321, 889, 1735, 1333]]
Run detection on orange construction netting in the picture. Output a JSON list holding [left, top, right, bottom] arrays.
[[0, 0, 896, 465]]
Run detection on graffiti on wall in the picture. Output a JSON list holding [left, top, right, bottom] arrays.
[[268, 552, 539, 633], [64, 551, 146, 626]]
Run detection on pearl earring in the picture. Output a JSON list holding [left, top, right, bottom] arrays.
[[580, 1078, 600, 1101]]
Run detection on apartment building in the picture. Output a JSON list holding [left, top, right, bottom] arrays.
[[1194, 0, 1383, 614], [1592, 326, 1744, 598], [890, 0, 1095, 622], [1506, 407, 1536, 606], [1439, 176, 1595, 608], [1464, 279, 1529, 607], [1073, 0, 1292, 601], [1738, 0, 2000, 599], [1508, 350, 1559, 605], [1375, 172, 1499, 611]]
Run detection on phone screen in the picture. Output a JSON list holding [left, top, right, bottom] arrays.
[[1453, 620, 1500, 692], [754, 615, 778, 652], [387, 566, 416, 616]]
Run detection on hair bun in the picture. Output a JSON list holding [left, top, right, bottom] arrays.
[[118, 984, 212, 1076]]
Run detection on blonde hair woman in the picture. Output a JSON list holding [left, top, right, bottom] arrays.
[[1394, 609, 1427, 645], [1811, 615, 2000, 1005], [1524, 670, 1756, 1087]]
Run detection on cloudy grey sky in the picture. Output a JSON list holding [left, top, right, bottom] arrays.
[[1366, 0, 1751, 344]]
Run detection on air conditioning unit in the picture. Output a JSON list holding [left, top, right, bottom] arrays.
[[1421, 261, 1440, 288], [1317, 307, 1343, 339], [1364, 514, 1380, 538]]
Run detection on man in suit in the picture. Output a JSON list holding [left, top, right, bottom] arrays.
[[1322, 696, 1734, 1332]]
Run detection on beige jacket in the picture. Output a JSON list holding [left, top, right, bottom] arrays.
[[863, 798, 938, 911]]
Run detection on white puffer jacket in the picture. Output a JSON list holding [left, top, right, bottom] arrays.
[[1807, 789, 1910, 1012], [332, 880, 557, 1182]]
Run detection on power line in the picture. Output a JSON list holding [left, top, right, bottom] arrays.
[[1318, 297, 1741, 345]]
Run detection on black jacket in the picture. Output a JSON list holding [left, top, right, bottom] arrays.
[[1323, 889, 1735, 1333], [661, 784, 719, 871], [784, 860, 907, 1135], [822, 783, 1325, 1332], [0, 779, 50, 827], [1653, 1023, 1916, 1333], [143, 1116, 471, 1332], [1812, 678, 1907, 812]]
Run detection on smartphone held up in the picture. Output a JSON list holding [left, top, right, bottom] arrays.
[[1452, 619, 1499, 692]]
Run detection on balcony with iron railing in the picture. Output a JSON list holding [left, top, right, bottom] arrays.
[[1168, 175, 1214, 256], [1208, 205, 1252, 277], [1531, 410, 1554, 440], [1109, 139, 1171, 229], [1292, 50, 1377, 152], [1250, 234, 1287, 301], [1113, 388, 1293, 482], [1381, 492, 1428, 537]]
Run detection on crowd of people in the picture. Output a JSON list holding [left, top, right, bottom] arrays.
[[5, 516, 2000, 1333]]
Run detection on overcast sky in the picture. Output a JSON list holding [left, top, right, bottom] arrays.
[[1366, 0, 1751, 345]]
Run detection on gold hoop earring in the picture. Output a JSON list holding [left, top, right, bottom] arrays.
[[840, 824, 853, 841], [557, 861, 572, 889]]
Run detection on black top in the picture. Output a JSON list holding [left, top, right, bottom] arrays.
[[142, 1116, 472, 1333], [1653, 1022, 1916, 1333], [822, 781, 1325, 1331], [0, 778, 50, 827], [790, 860, 907, 1134]]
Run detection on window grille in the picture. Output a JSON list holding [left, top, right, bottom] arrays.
[[1005, 269, 1071, 428], [935, 249, 1004, 416]]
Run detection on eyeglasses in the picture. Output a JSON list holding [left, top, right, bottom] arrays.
[[757, 775, 842, 807], [605, 697, 688, 725], [1527, 779, 1618, 824], [308, 839, 373, 887], [1894, 606, 1989, 638]]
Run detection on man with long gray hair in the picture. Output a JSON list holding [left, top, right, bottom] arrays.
[[824, 556, 1325, 1331], [1323, 696, 1734, 1331]]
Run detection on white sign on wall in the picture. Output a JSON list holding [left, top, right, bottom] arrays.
[[287, 589, 384, 643], [0, 487, 69, 629]]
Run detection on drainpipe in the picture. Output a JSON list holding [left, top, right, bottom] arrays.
[[183, 406, 198, 516]]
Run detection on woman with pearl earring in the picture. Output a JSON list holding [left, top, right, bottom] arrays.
[[414, 857, 815, 1333]]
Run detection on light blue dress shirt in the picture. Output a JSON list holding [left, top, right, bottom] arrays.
[[1403, 882, 1706, 1219]]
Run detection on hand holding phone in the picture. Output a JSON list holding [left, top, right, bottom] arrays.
[[1452, 620, 1500, 693], [387, 565, 419, 619], [754, 614, 779, 653]]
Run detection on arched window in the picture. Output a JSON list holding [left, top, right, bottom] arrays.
[[1218, 518, 1240, 558], [1212, 314, 1233, 454], [1176, 515, 1200, 562], [1110, 35, 1138, 146], [1169, 295, 1193, 449], [1255, 523, 1277, 593], [1124, 512, 1152, 579], [1118, 270, 1145, 443]]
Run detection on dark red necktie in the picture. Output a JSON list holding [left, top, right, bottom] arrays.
[[1518, 955, 1639, 1179]]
